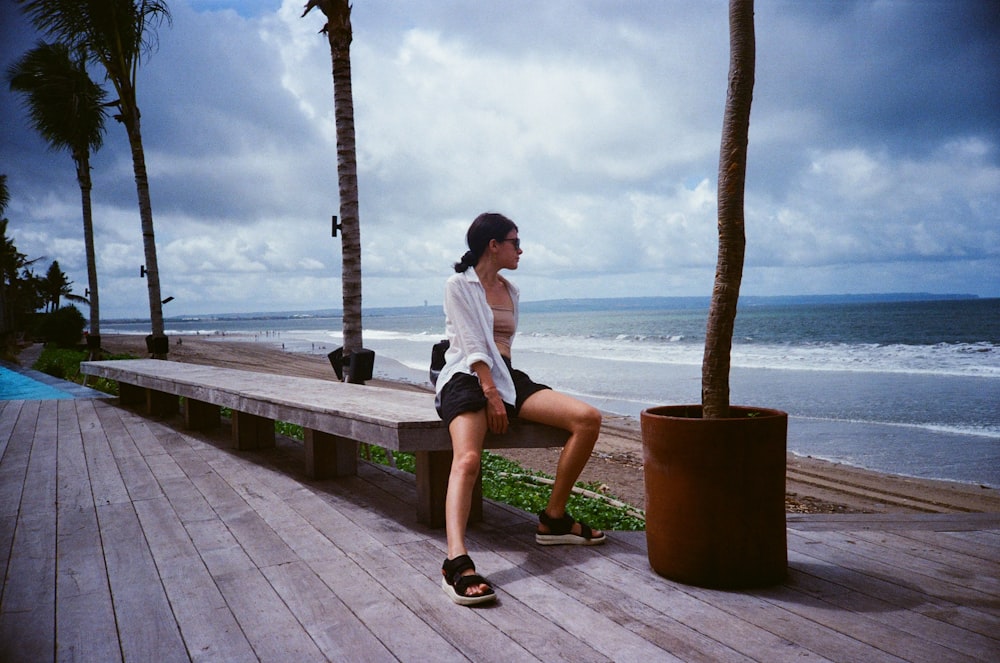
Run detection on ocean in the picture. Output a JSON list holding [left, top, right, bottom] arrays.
[[103, 296, 1000, 488]]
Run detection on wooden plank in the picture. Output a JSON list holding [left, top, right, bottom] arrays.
[[55, 401, 121, 662], [207, 454, 404, 659], [0, 400, 35, 571], [415, 449, 450, 528], [79, 401, 132, 507], [0, 400, 33, 647], [747, 573, 982, 663], [118, 381, 144, 406], [303, 428, 357, 478], [898, 530, 1000, 564], [523, 530, 836, 663], [0, 400, 57, 663], [216, 456, 486, 660], [788, 512, 1000, 532], [94, 402, 164, 456], [184, 398, 220, 430], [0, 400, 22, 458], [489, 544, 757, 663], [155, 470, 220, 526], [480, 551, 682, 660], [846, 528, 1000, 593], [788, 529, 1000, 640], [182, 517, 328, 662], [76, 399, 163, 503], [147, 388, 179, 417], [399, 538, 623, 663], [475, 527, 836, 663], [97, 501, 189, 662], [232, 410, 275, 450], [245, 475, 469, 660], [413, 449, 484, 528], [132, 497, 258, 663], [262, 560, 399, 662], [793, 528, 1000, 613], [787, 547, 999, 661]]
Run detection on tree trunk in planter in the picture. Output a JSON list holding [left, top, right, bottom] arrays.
[[641, 405, 787, 588]]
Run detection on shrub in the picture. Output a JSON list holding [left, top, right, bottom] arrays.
[[33, 345, 135, 394], [35, 306, 86, 348]]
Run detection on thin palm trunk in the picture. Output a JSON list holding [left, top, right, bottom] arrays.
[[702, 0, 755, 419], [121, 98, 165, 353], [330, 35, 363, 362], [75, 146, 100, 352], [305, 0, 364, 380]]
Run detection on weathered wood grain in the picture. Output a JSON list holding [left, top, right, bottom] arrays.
[[2, 398, 998, 662]]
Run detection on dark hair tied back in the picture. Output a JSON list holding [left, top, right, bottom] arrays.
[[454, 250, 477, 272], [453, 212, 518, 272]]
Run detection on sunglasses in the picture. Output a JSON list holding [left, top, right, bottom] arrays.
[[498, 238, 521, 250]]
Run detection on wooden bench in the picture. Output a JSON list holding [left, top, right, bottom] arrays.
[[80, 359, 569, 527]]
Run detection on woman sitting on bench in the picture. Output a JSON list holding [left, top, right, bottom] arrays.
[[436, 212, 606, 606]]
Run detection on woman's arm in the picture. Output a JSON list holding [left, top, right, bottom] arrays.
[[470, 360, 508, 434]]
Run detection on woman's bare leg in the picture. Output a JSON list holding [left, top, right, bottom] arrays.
[[517, 390, 603, 535], [444, 411, 491, 595]]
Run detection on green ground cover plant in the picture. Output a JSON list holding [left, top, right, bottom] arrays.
[[33, 345, 131, 395]]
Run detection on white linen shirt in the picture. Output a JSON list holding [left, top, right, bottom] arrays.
[[435, 267, 519, 406]]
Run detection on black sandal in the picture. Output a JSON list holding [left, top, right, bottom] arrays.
[[536, 510, 607, 546], [441, 554, 496, 606]]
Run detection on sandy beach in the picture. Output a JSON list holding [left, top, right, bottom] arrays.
[[94, 334, 999, 515]]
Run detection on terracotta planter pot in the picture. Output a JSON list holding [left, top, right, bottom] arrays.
[[641, 405, 788, 588]]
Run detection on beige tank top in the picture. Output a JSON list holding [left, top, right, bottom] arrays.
[[491, 305, 515, 357]]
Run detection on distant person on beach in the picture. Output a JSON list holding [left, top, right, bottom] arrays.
[[436, 212, 606, 606]]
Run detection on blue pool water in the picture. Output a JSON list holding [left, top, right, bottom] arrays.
[[0, 364, 109, 401]]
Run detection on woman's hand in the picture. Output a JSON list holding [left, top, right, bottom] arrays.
[[482, 387, 509, 434]]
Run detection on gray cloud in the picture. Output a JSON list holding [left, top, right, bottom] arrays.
[[1, 0, 997, 318]]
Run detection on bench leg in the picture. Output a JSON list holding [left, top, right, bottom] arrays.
[[231, 411, 275, 450], [118, 382, 144, 406], [147, 389, 178, 417], [184, 399, 220, 430], [415, 450, 482, 528], [304, 429, 358, 478]]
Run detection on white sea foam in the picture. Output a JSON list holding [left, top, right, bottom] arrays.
[[514, 332, 999, 378]]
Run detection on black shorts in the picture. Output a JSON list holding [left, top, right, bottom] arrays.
[[435, 357, 550, 427]]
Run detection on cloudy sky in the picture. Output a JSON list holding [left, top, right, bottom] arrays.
[[2, 0, 998, 319]]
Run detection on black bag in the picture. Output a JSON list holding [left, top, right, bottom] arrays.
[[429, 339, 449, 385]]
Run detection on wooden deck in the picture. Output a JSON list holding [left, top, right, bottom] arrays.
[[1, 397, 998, 662]]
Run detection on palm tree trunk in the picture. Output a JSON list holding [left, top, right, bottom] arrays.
[[122, 101, 166, 357], [327, 12, 364, 375], [75, 148, 101, 356], [702, 0, 755, 419]]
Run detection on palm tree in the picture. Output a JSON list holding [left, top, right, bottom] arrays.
[[702, 0, 755, 419], [302, 0, 365, 381], [7, 41, 107, 354], [17, 0, 172, 357], [0, 218, 42, 346], [40, 260, 73, 312]]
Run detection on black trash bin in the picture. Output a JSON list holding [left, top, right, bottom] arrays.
[[145, 334, 169, 356], [328, 347, 375, 384], [348, 348, 375, 383]]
